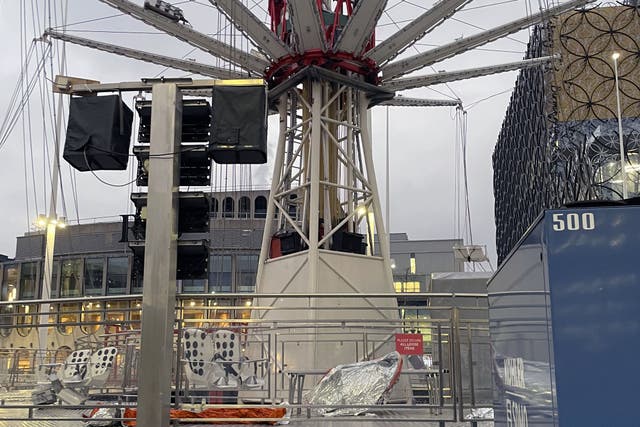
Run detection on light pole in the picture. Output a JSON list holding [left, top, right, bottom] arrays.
[[385, 106, 390, 254], [612, 52, 628, 199]]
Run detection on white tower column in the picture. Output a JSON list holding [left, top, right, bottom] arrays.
[[137, 83, 181, 427], [255, 79, 398, 372]]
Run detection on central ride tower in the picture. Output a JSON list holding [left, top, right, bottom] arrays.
[[254, 0, 398, 371]]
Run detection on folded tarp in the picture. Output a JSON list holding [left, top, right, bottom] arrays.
[[122, 406, 287, 426], [63, 95, 133, 171]]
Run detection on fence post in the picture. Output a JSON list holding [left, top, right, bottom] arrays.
[[437, 323, 444, 414], [467, 323, 476, 407], [453, 307, 464, 420], [174, 317, 183, 408]]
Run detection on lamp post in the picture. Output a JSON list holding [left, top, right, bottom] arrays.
[[385, 106, 391, 254], [35, 214, 66, 364], [612, 52, 628, 199]]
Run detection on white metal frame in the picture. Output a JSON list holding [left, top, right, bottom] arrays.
[[256, 81, 393, 294], [99, 0, 268, 73], [381, 0, 593, 80]]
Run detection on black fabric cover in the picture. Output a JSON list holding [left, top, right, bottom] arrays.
[[209, 85, 267, 164], [63, 95, 133, 171]]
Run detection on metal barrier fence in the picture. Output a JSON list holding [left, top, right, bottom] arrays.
[[0, 293, 493, 425]]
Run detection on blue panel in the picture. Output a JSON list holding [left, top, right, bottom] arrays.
[[490, 205, 640, 426], [545, 206, 640, 425], [489, 219, 557, 426]]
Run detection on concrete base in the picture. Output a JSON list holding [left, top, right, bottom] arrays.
[[254, 249, 400, 370]]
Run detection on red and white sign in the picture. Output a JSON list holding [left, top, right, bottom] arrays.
[[395, 333, 423, 355]]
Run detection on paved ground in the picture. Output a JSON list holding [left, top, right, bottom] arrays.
[[0, 389, 493, 426]]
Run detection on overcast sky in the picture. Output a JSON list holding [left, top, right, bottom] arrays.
[[0, 0, 541, 268]]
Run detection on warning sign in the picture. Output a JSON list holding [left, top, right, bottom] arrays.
[[395, 333, 423, 355]]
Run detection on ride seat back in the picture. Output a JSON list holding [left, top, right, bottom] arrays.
[[61, 349, 92, 383], [85, 346, 118, 388], [182, 328, 218, 387]]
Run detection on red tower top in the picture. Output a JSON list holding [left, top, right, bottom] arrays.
[[266, 0, 378, 86]]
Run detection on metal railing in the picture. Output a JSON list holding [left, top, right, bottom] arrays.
[[0, 292, 493, 425]]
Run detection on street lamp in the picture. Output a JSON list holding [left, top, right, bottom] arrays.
[[34, 214, 67, 364], [612, 51, 628, 199]]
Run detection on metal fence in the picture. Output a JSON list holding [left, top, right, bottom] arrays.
[[0, 293, 493, 425]]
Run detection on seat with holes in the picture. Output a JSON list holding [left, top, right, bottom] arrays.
[[211, 329, 241, 388], [182, 328, 221, 388], [84, 346, 118, 388], [60, 349, 92, 386]]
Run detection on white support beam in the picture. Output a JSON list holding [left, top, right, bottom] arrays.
[[382, 0, 593, 80], [384, 56, 556, 91], [210, 0, 291, 59], [380, 97, 461, 107], [44, 29, 246, 79], [365, 0, 472, 65], [288, 0, 326, 53], [99, 0, 268, 73], [137, 83, 181, 427], [334, 0, 388, 55]]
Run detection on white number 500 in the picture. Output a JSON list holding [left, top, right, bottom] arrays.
[[552, 212, 595, 231]]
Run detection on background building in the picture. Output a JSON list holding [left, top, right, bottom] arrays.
[[493, 4, 640, 262], [0, 189, 467, 349]]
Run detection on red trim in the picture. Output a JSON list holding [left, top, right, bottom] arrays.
[[265, 1, 379, 86], [266, 51, 379, 86]]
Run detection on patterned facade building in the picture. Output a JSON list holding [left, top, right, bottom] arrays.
[[493, 5, 640, 262]]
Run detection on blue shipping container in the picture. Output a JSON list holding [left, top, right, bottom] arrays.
[[488, 205, 640, 426]]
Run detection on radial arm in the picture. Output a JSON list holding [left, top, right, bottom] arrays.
[[334, 0, 388, 55], [288, 0, 326, 53], [209, 0, 291, 59], [44, 29, 246, 79], [384, 56, 556, 91], [379, 97, 461, 107], [382, 0, 593, 80], [366, 0, 472, 65], [99, 0, 268, 73]]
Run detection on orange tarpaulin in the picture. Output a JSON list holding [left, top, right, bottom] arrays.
[[122, 407, 287, 426]]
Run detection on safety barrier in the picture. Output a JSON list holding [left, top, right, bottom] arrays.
[[0, 292, 493, 425]]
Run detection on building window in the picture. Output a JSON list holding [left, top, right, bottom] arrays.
[[1, 265, 17, 336], [131, 266, 143, 294], [58, 303, 80, 335], [105, 300, 129, 327], [181, 279, 206, 293], [0, 306, 12, 337], [81, 301, 103, 334], [223, 197, 235, 218], [16, 304, 37, 337], [400, 308, 432, 342], [209, 255, 232, 293], [254, 196, 267, 218], [182, 299, 205, 328], [211, 198, 219, 218], [239, 196, 251, 218], [1, 265, 17, 302], [60, 259, 83, 297], [236, 254, 258, 293], [410, 253, 416, 274], [42, 261, 60, 298], [84, 258, 104, 296], [394, 281, 421, 293], [208, 298, 231, 328], [130, 300, 142, 330], [15, 348, 33, 374], [19, 262, 38, 300], [106, 257, 128, 295]]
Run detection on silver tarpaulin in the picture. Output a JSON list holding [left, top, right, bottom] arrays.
[[303, 351, 403, 416]]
